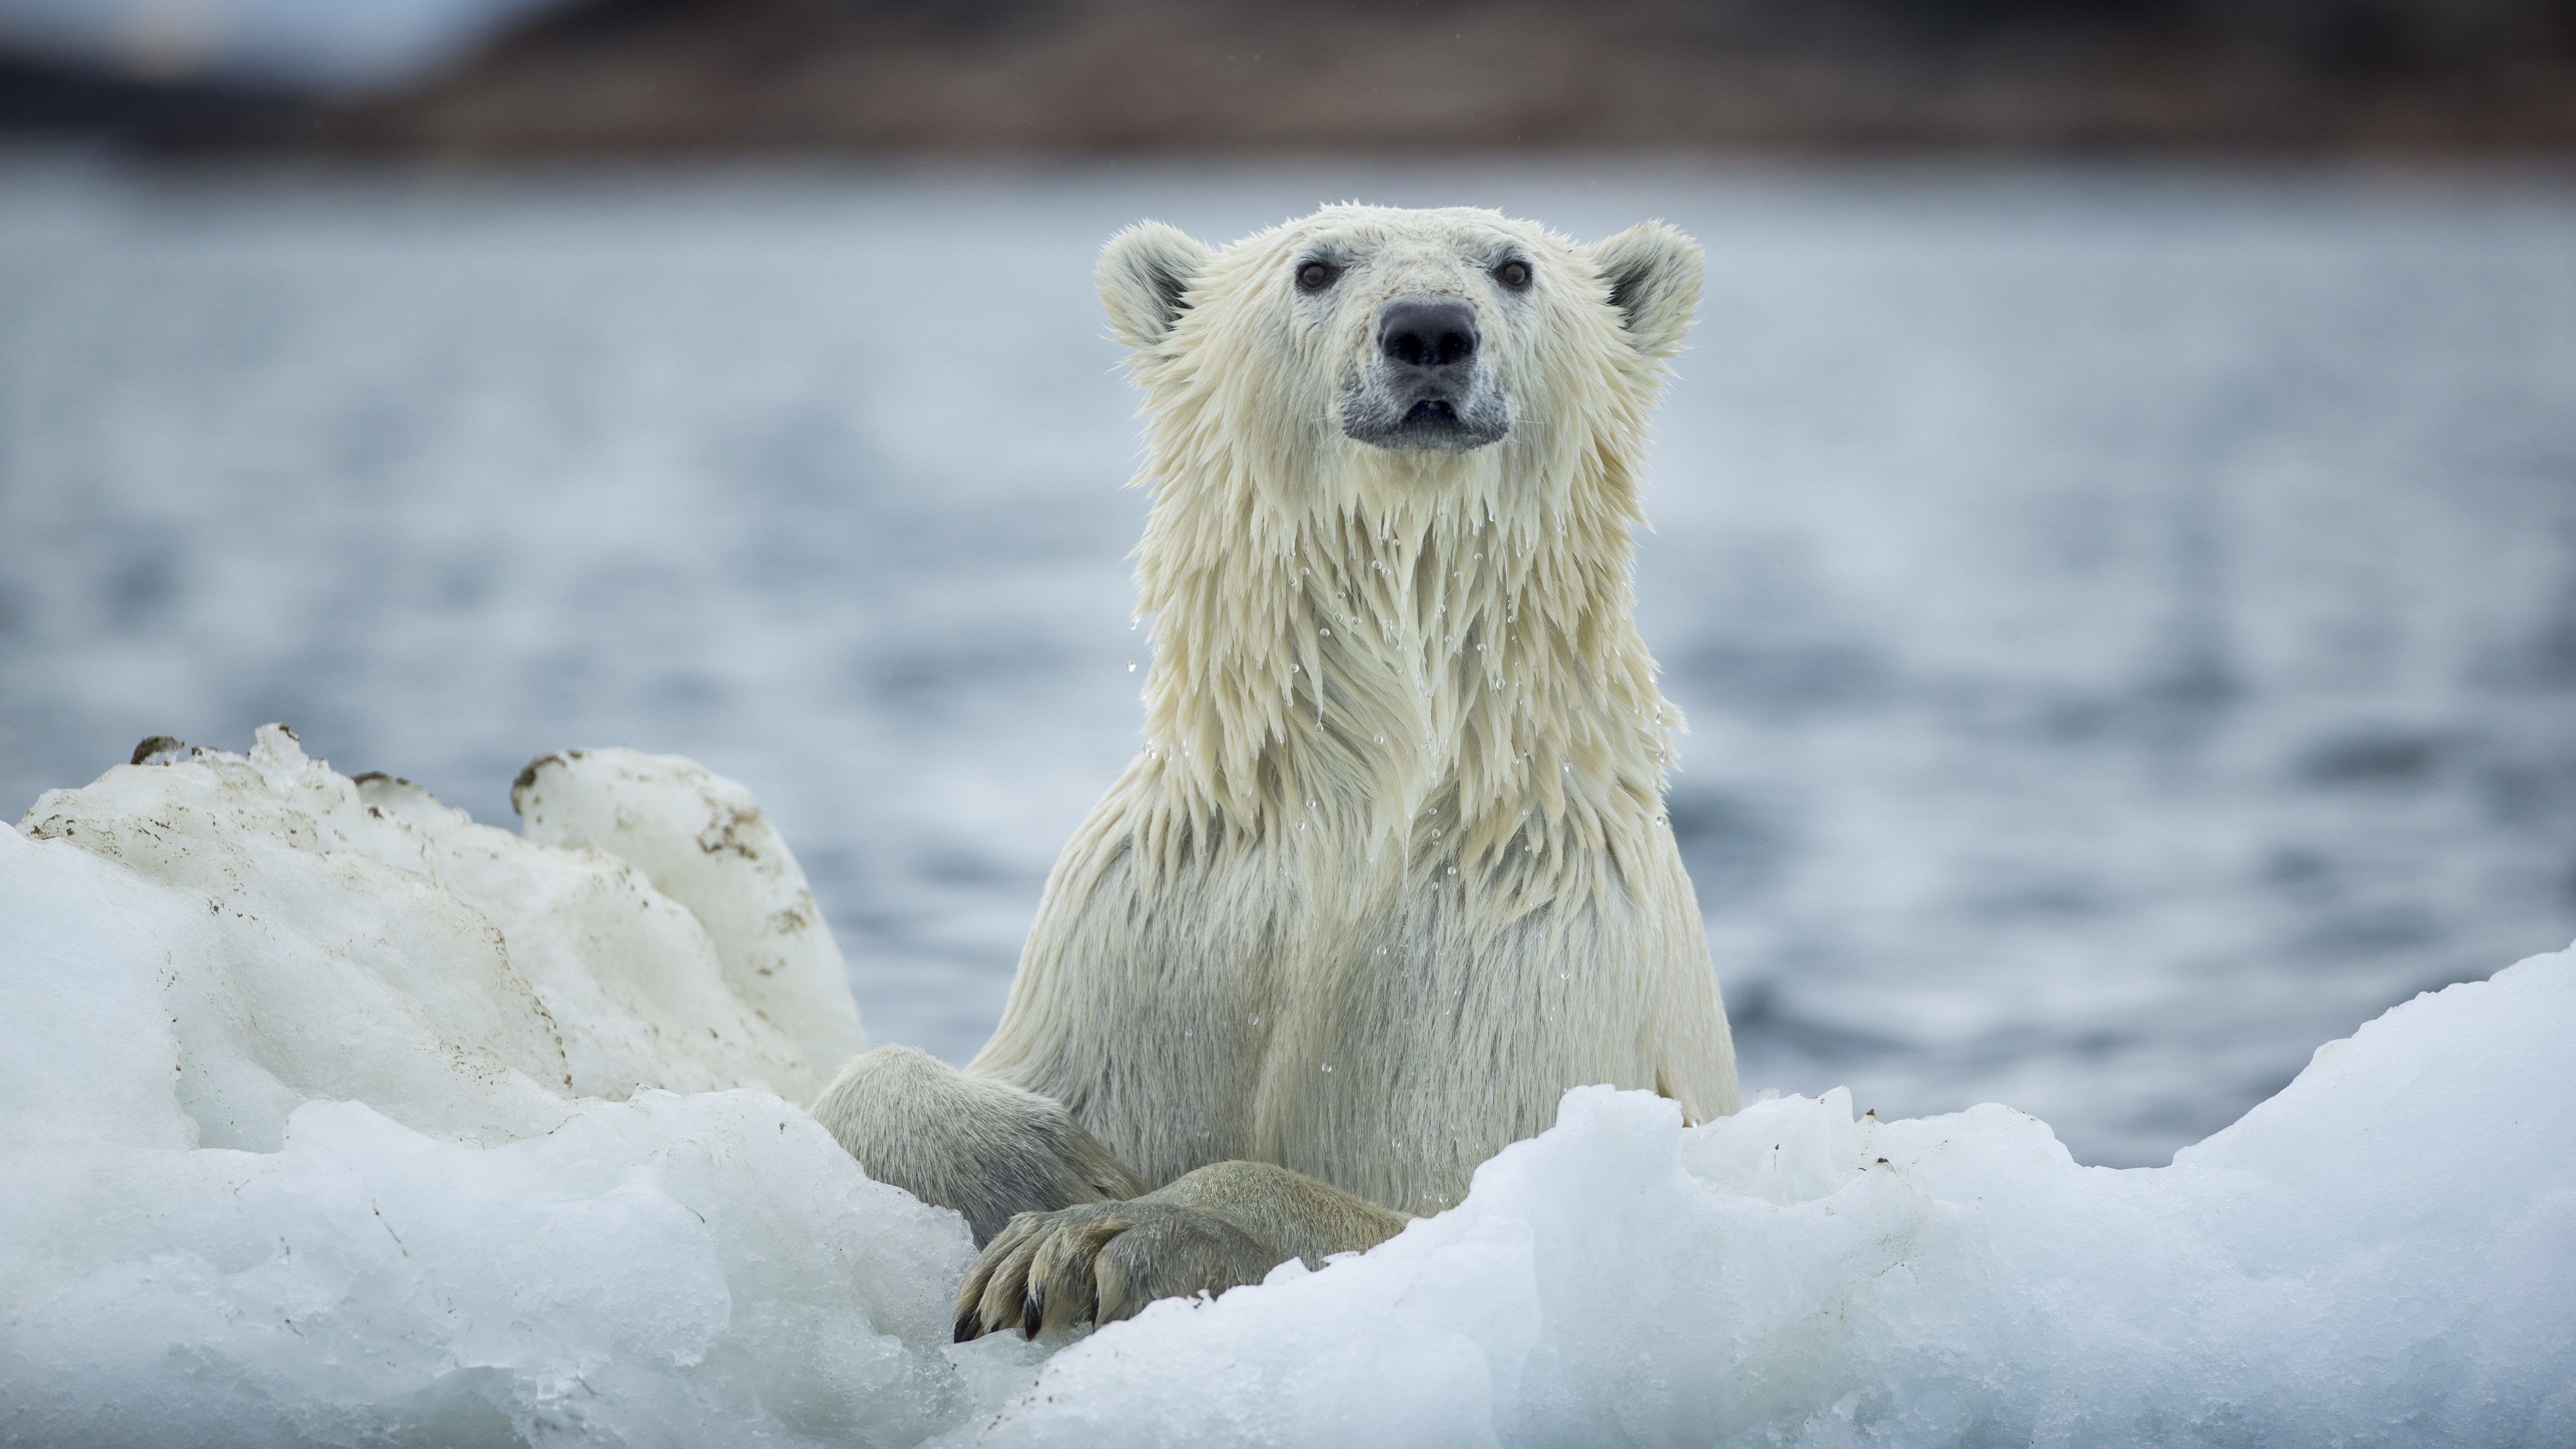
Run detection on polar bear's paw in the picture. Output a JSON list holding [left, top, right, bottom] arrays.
[[952, 1159, 1410, 1340], [809, 1046, 1146, 1247], [955, 1199, 1278, 1341]]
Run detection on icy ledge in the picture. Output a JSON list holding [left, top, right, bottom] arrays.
[[4, 732, 2571, 1448]]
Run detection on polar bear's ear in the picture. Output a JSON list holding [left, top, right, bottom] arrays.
[[1099, 221, 1216, 351], [1587, 222, 1704, 358]]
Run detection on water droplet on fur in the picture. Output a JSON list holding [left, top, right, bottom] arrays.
[[1373, 734, 1384, 743], [1447, 866, 1458, 875], [1320, 629, 1331, 637], [1321, 1063, 1333, 1073]]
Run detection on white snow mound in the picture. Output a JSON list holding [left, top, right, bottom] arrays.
[[5, 732, 2573, 1448], [988, 951, 2576, 1448], [13, 725, 866, 1151]]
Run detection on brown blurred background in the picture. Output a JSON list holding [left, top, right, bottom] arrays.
[[6, 0, 2576, 157]]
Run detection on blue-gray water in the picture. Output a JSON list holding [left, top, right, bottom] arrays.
[[4, 153, 2571, 1166]]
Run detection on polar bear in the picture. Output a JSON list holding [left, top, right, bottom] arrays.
[[810, 203, 1738, 1341]]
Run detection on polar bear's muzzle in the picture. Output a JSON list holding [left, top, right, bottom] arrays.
[[1339, 297, 1512, 454]]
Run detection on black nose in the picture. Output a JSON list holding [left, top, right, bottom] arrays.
[[1378, 300, 1479, 371]]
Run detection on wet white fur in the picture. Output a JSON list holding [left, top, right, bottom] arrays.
[[962, 204, 1740, 1213]]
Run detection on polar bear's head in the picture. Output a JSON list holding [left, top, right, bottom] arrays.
[[1099, 204, 1700, 488], [1099, 206, 1700, 853]]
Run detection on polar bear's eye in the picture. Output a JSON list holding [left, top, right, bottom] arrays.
[[1494, 259, 1533, 291], [1295, 261, 1339, 293]]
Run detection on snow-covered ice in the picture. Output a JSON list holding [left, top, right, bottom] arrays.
[[13, 725, 863, 1147], [6, 733, 2572, 1447], [984, 980, 2576, 1449], [3, 730, 980, 1447]]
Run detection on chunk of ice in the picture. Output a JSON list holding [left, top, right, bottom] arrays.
[[12, 726, 864, 1151], [4, 733, 2570, 1447], [985, 952, 2576, 1449]]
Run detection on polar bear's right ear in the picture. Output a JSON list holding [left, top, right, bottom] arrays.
[[1099, 221, 1216, 351]]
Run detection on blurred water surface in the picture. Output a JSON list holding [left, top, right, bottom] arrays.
[[3, 153, 2571, 1166]]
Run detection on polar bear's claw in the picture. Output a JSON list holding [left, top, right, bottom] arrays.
[[1086, 1203, 1278, 1326], [955, 1210, 1046, 1339], [953, 1198, 1285, 1340]]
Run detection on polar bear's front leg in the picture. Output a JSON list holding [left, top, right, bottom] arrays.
[[808, 1046, 1146, 1246], [953, 1161, 1408, 1340]]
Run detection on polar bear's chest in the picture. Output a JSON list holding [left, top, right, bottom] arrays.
[[1005, 788, 1728, 1208], [1203, 843, 1692, 1209]]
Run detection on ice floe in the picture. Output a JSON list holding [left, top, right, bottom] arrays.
[[4, 732, 2569, 1447]]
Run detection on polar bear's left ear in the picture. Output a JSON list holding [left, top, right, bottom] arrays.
[[1100, 221, 1216, 352], [1587, 222, 1704, 358]]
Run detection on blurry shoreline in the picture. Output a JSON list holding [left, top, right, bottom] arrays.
[[7, 0, 2576, 160]]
